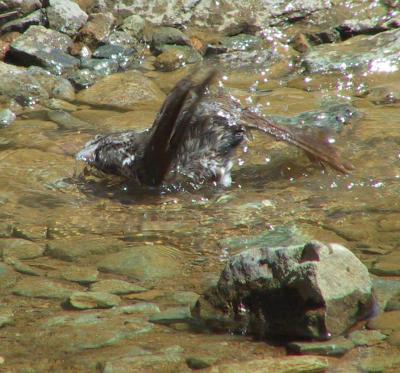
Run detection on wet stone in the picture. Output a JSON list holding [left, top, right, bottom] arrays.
[[1, 9, 44, 34], [186, 356, 218, 370], [69, 291, 121, 309], [40, 313, 154, 352], [93, 44, 136, 67], [385, 290, 400, 311], [0, 307, 14, 327], [121, 14, 145, 40], [0, 263, 17, 294], [9, 25, 78, 74], [76, 69, 166, 110], [5, 258, 41, 276], [166, 291, 200, 308], [67, 68, 98, 89], [0, 60, 48, 106], [151, 26, 190, 54], [114, 303, 160, 316], [304, 28, 400, 74], [28, 67, 76, 101], [367, 310, 400, 335], [101, 345, 184, 373], [372, 277, 400, 311], [149, 306, 192, 325], [90, 279, 147, 295], [77, 12, 115, 48], [97, 245, 181, 281], [107, 30, 138, 49], [287, 337, 354, 357], [46, 0, 88, 37], [45, 237, 125, 261], [202, 356, 328, 373], [0, 108, 16, 127], [13, 277, 79, 300], [80, 58, 119, 76], [220, 34, 264, 52], [0, 238, 45, 259], [60, 266, 99, 284], [348, 329, 387, 346], [370, 251, 400, 276], [154, 46, 202, 72]]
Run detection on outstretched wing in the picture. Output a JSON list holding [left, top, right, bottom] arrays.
[[241, 109, 354, 174], [138, 69, 218, 186]]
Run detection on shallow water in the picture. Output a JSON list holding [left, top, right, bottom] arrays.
[[1, 56, 400, 371]]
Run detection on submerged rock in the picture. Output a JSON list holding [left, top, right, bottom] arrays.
[[202, 356, 328, 373], [90, 279, 147, 295], [194, 241, 374, 340], [69, 291, 121, 309], [287, 337, 354, 357], [97, 245, 181, 281], [0, 237, 45, 259], [76, 70, 165, 110]]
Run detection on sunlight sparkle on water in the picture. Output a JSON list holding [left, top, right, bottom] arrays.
[[369, 59, 399, 73]]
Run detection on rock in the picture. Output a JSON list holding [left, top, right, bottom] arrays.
[[0, 109, 16, 127], [93, 43, 137, 68], [370, 250, 400, 276], [367, 310, 400, 335], [46, 237, 125, 261], [220, 34, 264, 52], [0, 61, 48, 106], [114, 303, 160, 316], [121, 14, 145, 40], [386, 290, 400, 311], [387, 331, 400, 347], [46, 110, 93, 130], [107, 30, 138, 49], [0, 307, 14, 327], [97, 245, 181, 281], [13, 277, 79, 300], [0, 9, 45, 34], [366, 82, 400, 105], [0, 263, 17, 294], [372, 277, 400, 311], [151, 26, 190, 54], [90, 279, 147, 295], [154, 46, 202, 72], [60, 266, 99, 284], [40, 312, 154, 352], [202, 356, 328, 373], [195, 241, 374, 340], [27, 66, 75, 101], [46, 0, 88, 37], [5, 257, 41, 276], [76, 70, 166, 110], [149, 306, 192, 325], [287, 337, 354, 357], [77, 12, 115, 48], [348, 329, 387, 346], [9, 25, 79, 74], [67, 68, 98, 89], [69, 291, 121, 309], [0, 238, 44, 259], [167, 291, 200, 308], [80, 57, 119, 76], [304, 28, 400, 74], [186, 356, 217, 370], [101, 345, 184, 372]]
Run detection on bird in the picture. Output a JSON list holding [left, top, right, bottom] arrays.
[[76, 70, 353, 188]]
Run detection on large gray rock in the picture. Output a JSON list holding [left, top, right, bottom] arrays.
[[46, 0, 88, 37], [194, 241, 374, 340], [9, 25, 79, 74]]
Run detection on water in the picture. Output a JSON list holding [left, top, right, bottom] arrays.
[[1, 55, 400, 371]]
